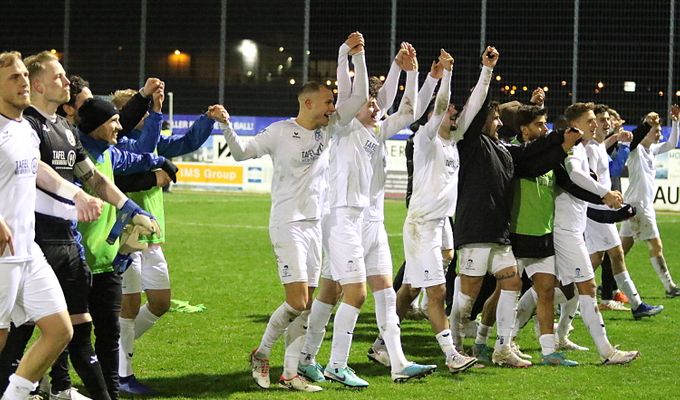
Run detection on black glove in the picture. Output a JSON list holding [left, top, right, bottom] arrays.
[[587, 203, 637, 224], [161, 159, 178, 183]]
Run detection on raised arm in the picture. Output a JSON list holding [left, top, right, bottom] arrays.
[[419, 50, 453, 141], [456, 46, 497, 135], [219, 107, 275, 161], [332, 34, 368, 127], [156, 107, 219, 158], [380, 55, 418, 139], [375, 46, 405, 115], [335, 39, 353, 107], [654, 105, 679, 155], [415, 58, 443, 120]]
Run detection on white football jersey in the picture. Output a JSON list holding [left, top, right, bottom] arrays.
[[0, 115, 40, 262], [584, 140, 612, 210], [555, 143, 608, 233]]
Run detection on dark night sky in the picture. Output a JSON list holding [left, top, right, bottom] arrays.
[[2, 0, 678, 121]]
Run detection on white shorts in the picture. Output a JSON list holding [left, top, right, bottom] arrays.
[[0, 244, 67, 329], [121, 244, 171, 294], [403, 218, 446, 288], [362, 220, 392, 277], [553, 227, 595, 285], [517, 256, 556, 278], [324, 207, 365, 285], [458, 243, 517, 277], [441, 218, 453, 251], [585, 219, 622, 253], [619, 202, 659, 241], [270, 220, 322, 286]]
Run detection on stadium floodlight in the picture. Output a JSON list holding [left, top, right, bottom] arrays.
[[238, 39, 258, 68], [624, 81, 636, 92]]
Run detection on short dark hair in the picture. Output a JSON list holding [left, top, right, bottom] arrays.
[[368, 76, 382, 99], [593, 103, 610, 116], [57, 75, 90, 117], [564, 102, 595, 122], [516, 105, 547, 128], [297, 81, 330, 98]]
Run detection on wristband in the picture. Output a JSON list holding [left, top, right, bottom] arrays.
[[55, 181, 81, 200]]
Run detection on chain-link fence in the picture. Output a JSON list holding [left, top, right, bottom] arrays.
[[4, 0, 678, 124]]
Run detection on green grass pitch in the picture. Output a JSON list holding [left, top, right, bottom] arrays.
[[121, 190, 680, 399]]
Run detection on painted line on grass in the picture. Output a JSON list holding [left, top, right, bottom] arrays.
[[171, 220, 404, 236]]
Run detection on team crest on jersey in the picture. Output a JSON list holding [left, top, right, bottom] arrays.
[[64, 129, 76, 146], [314, 129, 322, 141]]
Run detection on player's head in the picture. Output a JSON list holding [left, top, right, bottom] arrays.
[[565, 102, 596, 140], [24, 51, 70, 107], [482, 101, 503, 140], [593, 103, 611, 142], [297, 81, 335, 129], [112, 88, 146, 129], [0, 51, 30, 118], [356, 77, 383, 128], [516, 105, 548, 142], [606, 106, 623, 131], [438, 103, 459, 140], [57, 75, 92, 124], [79, 97, 121, 144]]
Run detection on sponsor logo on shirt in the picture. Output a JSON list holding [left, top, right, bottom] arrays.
[[52, 150, 77, 168], [15, 157, 38, 176], [64, 129, 76, 146], [363, 139, 378, 157], [445, 158, 459, 170], [301, 143, 325, 164]]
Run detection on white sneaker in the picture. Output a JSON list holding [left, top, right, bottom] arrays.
[[49, 388, 91, 400], [446, 353, 477, 373], [510, 341, 532, 360], [278, 375, 322, 392], [599, 300, 629, 311], [249, 349, 270, 389], [492, 347, 532, 368], [367, 346, 391, 368], [602, 348, 640, 365], [557, 337, 589, 351]]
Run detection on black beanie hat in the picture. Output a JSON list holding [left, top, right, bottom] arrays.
[[79, 97, 119, 134]]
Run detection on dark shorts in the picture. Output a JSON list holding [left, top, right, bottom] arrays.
[[40, 243, 92, 315]]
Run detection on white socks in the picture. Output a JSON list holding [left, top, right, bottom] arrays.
[[328, 302, 360, 369], [300, 299, 334, 366], [118, 304, 161, 378], [134, 304, 160, 340], [118, 317, 135, 377], [374, 288, 409, 372], [650, 256, 676, 292], [475, 324, 491, 345], [539, 334, 556, 356], [256, 302, 300, 359], [513, 287, 537, 338], [495, 290, 519, 351], [283, 310, 310, 378], [3, 374, 36, 400], [557, 294, 578, 340], [435, 329, 459, 359], [578, 295, 613, 357], [614, 271, 642, 309], [451, 291, 473, 348]]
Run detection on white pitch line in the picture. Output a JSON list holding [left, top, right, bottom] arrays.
[[171, 220, 404, 236]]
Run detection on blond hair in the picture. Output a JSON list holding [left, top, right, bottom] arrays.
[[23, 51, 59, 79], [110, 88, 137, 110], [0, 51, 22, 68]]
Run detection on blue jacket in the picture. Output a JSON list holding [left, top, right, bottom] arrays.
[[117, 114, 215, 157], [79, 129, 166, 175], [608, 143, 630, 178]]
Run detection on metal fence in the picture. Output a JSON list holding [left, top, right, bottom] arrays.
[[4, 0, 678, 124]]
